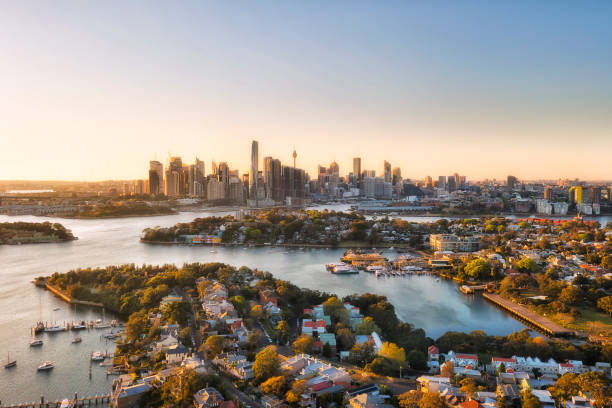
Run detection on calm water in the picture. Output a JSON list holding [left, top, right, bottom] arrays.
[[1, 208, 610, 403]]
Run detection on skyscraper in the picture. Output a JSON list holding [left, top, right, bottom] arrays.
[[250, 140, 259, 199], [264, 156, 283, 201], [447, 175, 456, 193], [383, 161, 391, 183], [353, 157, 361, 185], [148, 160, 163, 195], [438, 176, 446, 191], [392, 167, 401, 185]]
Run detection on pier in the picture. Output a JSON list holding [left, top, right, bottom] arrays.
[[459, 284, 488, 294], [482, 293, 574, 337], [0, 394, 110, 408]]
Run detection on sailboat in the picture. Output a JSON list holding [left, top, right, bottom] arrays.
[[94, 309, 111, 329], [4, 352, 16, 369]]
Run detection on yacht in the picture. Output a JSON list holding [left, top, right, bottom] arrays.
[[91, 351, 105, 361], [104, 332, 118, 340], [37, 361, 54, 371], [71, 321, 87, 330], [71, 337, 82, 344], [44, 324, 65, 333], [4, 353, 16, 369], [94, 319, 111, 329], [29, 339, 43, 347]]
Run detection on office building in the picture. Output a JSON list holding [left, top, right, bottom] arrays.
[[392, 167, 402, 185], [447, 175, 456, 193], [438, 176, 446, 191], [263, 156, 283, 202], [507, 175, 518, 189], [353, 158, 361, 185], [148, 160, 164, 195], [383, 161, 391, 183]]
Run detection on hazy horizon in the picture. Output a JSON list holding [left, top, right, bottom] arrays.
[[1, 1, 611, 181]]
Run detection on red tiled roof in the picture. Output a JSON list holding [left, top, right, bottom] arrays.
[[428, 346, 439, 354], [455, 354, 478, 360], [492, 357, 516, 363], [459, 400, 482, 408], [560, 363, 573, 368], [311, 381, 332, 392]]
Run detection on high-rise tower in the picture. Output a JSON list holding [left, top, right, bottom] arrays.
[[250, 140, 259, 198]]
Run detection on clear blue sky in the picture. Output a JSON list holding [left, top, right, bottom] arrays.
[[1, 0, 611, 180]]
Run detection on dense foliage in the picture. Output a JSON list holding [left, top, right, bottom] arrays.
[[0, 221, 75, 243]]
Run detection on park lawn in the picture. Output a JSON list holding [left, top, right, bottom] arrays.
[[551, 306, 612, 338]]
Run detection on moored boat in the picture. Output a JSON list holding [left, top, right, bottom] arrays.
[[37, 360, 54, 371], [91, 351, 105, 361], [29, 339, 43, 347], [44, 324, 65, 333], [4, 353, 16, 369], [72, 337, 82, 344]]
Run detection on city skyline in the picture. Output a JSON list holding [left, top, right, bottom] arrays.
[[1, 1, 612, 181]]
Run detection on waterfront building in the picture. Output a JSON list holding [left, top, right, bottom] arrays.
[[430, 234, 481, 252]]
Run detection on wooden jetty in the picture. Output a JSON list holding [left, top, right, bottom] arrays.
[[483, 293, 574, 337], [0, 394, 111, 408], [459, 284, 488, 294]]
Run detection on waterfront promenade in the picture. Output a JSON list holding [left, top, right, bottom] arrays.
[[483, 293, 574, 337]]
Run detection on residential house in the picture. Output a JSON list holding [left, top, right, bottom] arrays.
[[194, 387, 224, 408], [166, 343, 189, 365]]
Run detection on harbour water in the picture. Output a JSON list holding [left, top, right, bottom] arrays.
[[1, 209, 610, 403]]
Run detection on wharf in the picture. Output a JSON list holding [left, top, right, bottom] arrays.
[[482, 293, 574, 337], [0, 394, 110, 408]]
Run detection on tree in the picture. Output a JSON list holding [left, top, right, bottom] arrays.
[[286, 379, 308, 404], [521, 389, 542, 408], [250, 305, 265, 320], [597, 296, 612, 316], [440, 361, 454, 377], [464, 259, 492, 280], [230, 295, 248, 314], [516, 257, 540, 274], [322, 296, 349, 325], [398, 391, 423, 408], [179, 327, 192, 348], [379, 342, 406, 362], [355, 316, 381, 335], [253, 345, 280, 382], [292, 334, 313, 354], [406, 349, 427, 370], [125, 310, 148, 342], [162, 300, 191, 326], [276, 320, 290, 344], [418, 392, 446, 408], [260, 375, 286, 395], [246, 329, 266, 351], [459, 378, 477, 398], [203, 335, 226, 357], [601, 255, 612, 270], [336, 327, 355, 350], [322, 342, 332, 358], [559, 286, 582, 306]]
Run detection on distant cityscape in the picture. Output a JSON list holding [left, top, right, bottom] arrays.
[[0, 139, 611, 217]]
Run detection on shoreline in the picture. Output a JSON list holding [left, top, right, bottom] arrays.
[[139, 239, 417, 249]]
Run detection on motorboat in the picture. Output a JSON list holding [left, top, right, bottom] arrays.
[[330, 264, 359, 274], [29, 339, 43, 347], [44, 324, 65, 333], [60, 399, 75, 408], [53, 307, 60, 311], [71, 337, 82, 344], [37, 361, 54, 371], [104, 332, 118, 339], [91, 351, 105, 361]]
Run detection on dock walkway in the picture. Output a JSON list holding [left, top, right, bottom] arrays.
[[0, 394, 110, 408], [482, 293, 574, 337]]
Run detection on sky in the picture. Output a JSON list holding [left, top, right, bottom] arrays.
[[0, 0, 611, 181]]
